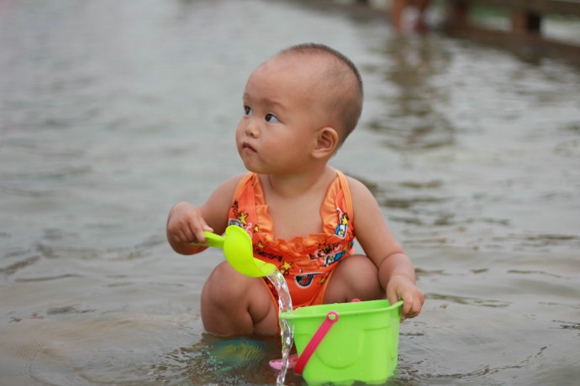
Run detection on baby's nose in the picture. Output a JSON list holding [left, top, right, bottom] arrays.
[[244, 119, 259, 137]]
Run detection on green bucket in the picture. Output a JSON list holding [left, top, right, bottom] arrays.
[[280, 299, 403, 385]]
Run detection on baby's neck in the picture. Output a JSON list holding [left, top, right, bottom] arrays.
[[262, 167, 335, 199]]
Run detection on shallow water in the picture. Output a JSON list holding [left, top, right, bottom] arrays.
[[1, 0, 579, 385]]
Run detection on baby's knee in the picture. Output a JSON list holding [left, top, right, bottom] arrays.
[[202, 262, 250, 304], [341, 254, 379, 277], [325, 255, 382, 302]]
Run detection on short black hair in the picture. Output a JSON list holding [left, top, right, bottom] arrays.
[[279, 43, 363, 144]]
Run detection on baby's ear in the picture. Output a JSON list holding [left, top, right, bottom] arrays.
[[313, 127, 339, 158]]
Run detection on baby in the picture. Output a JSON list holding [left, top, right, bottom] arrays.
[[166, 43, 424, 336]]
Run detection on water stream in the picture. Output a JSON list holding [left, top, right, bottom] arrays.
[[267, 270, 294, 385]]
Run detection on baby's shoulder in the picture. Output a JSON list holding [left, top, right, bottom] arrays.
[[342, 174, 373, 195]]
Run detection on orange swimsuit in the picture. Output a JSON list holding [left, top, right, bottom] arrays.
[[227, 171, 355, 309]]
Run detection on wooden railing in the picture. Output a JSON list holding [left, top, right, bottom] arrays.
[[443, 0, 580, 64], [446, 0, 580, 31]]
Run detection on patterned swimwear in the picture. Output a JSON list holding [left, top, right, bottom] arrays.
[[227, 170, 356, 309]]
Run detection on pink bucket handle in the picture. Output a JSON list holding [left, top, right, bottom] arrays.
[[294, 310, 339, 375]]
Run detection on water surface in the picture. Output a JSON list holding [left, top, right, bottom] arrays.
[[1, 0, 579, 385]]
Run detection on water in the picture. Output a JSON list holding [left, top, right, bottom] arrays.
[[266, 271, 294, 385], [1, 0, 580, 385]]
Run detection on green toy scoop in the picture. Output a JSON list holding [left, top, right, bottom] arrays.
[[197, 225, 276, 278]]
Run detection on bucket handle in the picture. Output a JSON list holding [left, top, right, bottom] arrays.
[[294, 310, 339, 375]]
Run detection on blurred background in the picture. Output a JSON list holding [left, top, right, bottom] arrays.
[[1, 0, 579, 385]]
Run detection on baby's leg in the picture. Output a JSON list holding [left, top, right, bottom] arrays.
[[201, 261, 278, 336], [323, 254, 383, 303]]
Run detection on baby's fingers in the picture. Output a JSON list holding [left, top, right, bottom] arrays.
[[400, 290, 425, 319], [167, 203, 212, 244], [386, 289, 401, 310], [190, 222, 213, 245], [386, 277, 424, 320]]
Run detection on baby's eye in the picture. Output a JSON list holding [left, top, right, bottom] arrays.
[[265, 113, 279, 123], [244, 106, 252, 115]]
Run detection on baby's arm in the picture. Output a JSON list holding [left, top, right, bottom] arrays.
[[348, 177, 424, 319], [166, 175, 243, 255]]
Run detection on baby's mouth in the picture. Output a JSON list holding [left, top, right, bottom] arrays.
[[242, 142, 256, 152]]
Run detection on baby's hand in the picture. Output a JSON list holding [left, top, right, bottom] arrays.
[[166, 202, 213, 251], [386, 275, 425, 320]]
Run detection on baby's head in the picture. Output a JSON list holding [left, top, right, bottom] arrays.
[[247, 43, 363, 148], [277, 43, 363, 145]]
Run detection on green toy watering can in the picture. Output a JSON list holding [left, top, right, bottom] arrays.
[[197, 226, 276, 278]]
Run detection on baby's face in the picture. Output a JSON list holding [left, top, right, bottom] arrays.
[[235, 55, 331, 174]]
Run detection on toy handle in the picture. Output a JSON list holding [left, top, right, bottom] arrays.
[[294, 311, 339, 375], [191, 231, 225, 248]]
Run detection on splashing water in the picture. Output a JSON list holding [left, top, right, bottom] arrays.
[[267, 270, 294, 385]]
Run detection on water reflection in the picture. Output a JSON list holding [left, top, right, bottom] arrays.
[[151, 334, 283, 385], [369, 36, 454, 150]]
